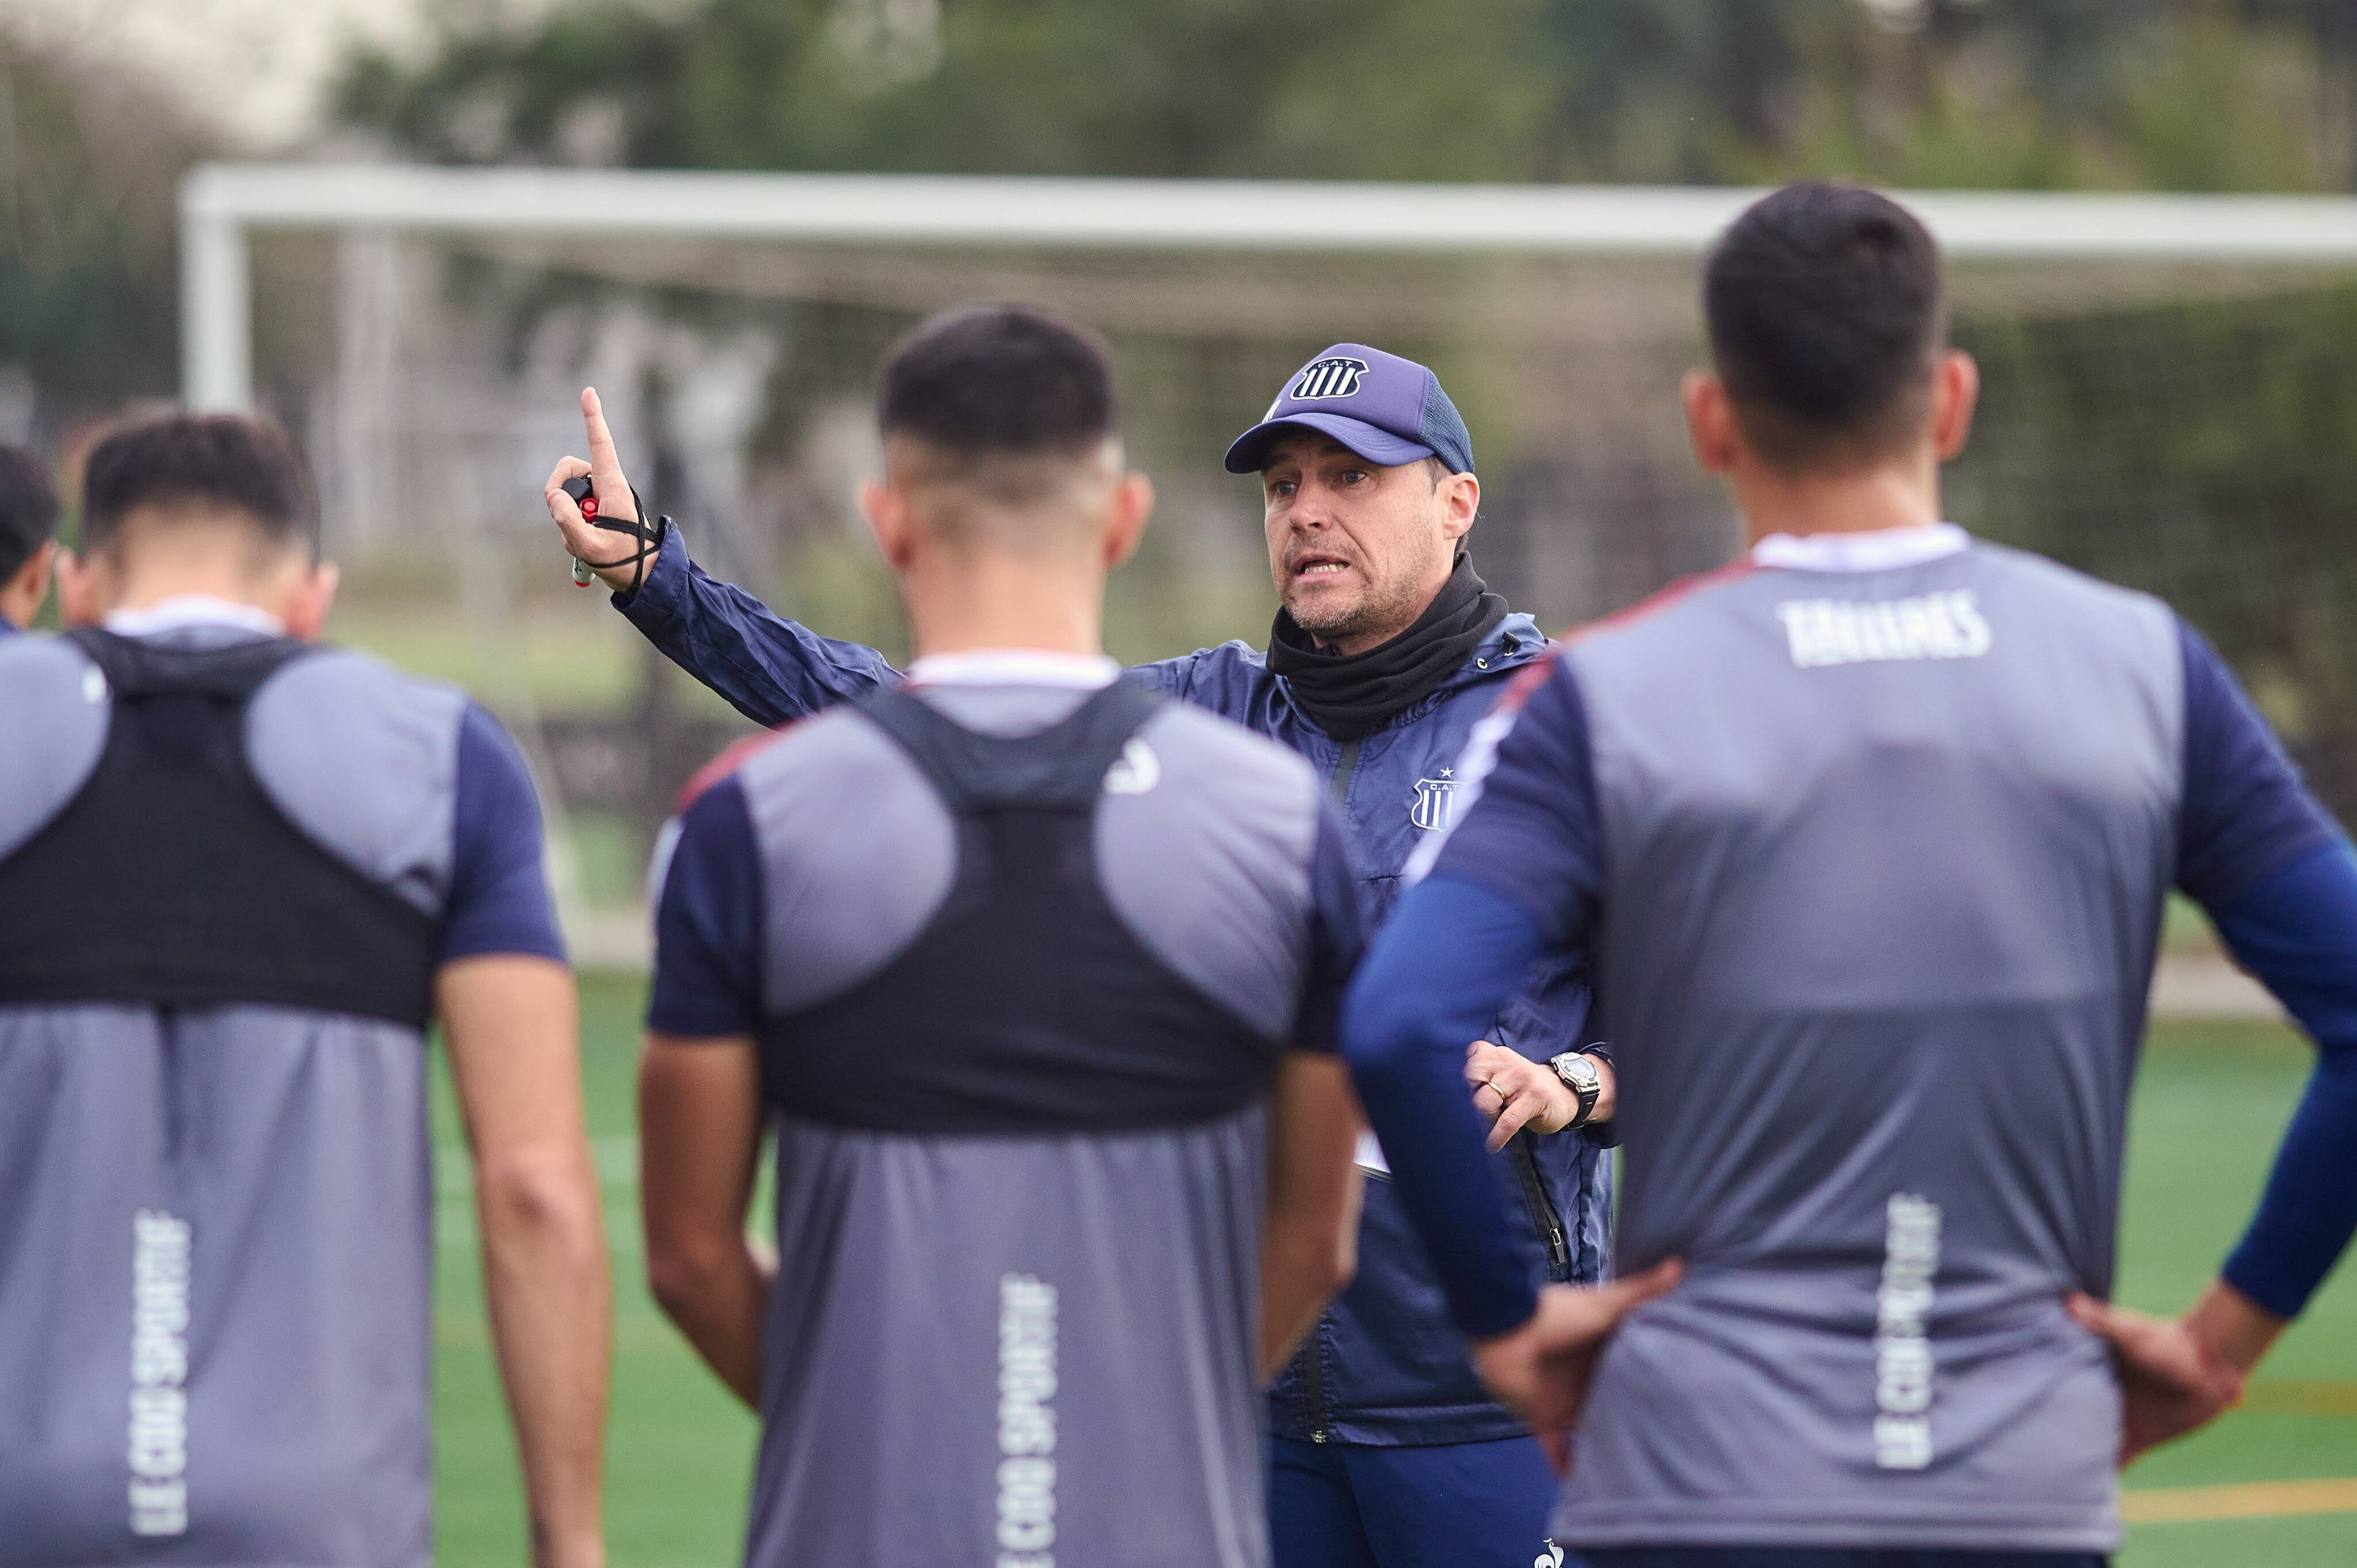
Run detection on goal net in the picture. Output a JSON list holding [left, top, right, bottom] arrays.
[[190, 170, 2357, 959]]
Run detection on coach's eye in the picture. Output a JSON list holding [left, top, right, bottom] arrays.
[[1340, 468, 1369, 486], [1269, 480, 1296, 499]]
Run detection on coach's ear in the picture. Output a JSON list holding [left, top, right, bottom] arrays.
[[1683, 369, 1740, 476], [1437, 470, 1479, 545], [1930, 349, 1980, 464]]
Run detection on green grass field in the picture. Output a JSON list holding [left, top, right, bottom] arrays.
[[428, 975, 2357, 1566]]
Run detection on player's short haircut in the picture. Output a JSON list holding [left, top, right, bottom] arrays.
[[81, 413, 318, 560], [0, 444, 59, 579], [880, 306, 1118, 460], [1704, 182, 1947, 469]]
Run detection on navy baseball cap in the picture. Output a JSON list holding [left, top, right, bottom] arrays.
[[1223, 343, 1475, 475]]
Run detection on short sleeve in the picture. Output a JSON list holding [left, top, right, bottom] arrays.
[[647, 773, 766, 1038], [1291, 793, 1366, 1054], [1419, 657, 1605, 947], [440, 704, 567, 964], [2177, 620, 2341, 913]]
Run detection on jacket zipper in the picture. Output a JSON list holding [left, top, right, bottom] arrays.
[[1511, 1134, 1572, 1280], [1304, 737, 1359, 1445], [1326, 736, 1363, 810], [1305, 1313, 1332, 1442]]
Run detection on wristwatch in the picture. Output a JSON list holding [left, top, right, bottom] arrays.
[[1549, 1051, 1603, 1129]]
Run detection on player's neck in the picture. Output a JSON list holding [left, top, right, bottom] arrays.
[[91, 564, 295, 625], [900, 549, 1108, 662], [1733, 452, 1943, 548]]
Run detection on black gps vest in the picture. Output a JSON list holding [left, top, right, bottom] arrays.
[[0, 628, 439, 1026], [760, 678, 1283, 1135]]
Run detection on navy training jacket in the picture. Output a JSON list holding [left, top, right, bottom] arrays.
[[616, 525, 1613, 1445]]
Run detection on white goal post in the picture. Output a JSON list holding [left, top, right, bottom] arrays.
[[180, 162, 2357, 412], [175, 163, 2355, 1006]]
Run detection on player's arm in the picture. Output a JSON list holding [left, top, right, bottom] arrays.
[[1261, 1054, 1361, 1380], [1344, 663, 1677, 1456], [1259, 799, 1368, 1378], [544, 389, 902, 728], [2072, 623, 2357, 1462], [443, 960, 612, 1568], [639, 1033, 769, 1407], [438, 708, 612, 1568], [636, 771, 773, 1409]]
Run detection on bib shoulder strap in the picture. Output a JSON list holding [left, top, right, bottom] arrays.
[[857, 676, 1162, 814], [66, 624, 319, 702]]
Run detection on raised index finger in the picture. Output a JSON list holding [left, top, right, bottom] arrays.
[[582, 387, 624, 475]]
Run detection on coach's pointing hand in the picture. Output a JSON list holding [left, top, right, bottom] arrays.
[[546, 387, 661, 593], [1473, 1259, 1683, 1473]]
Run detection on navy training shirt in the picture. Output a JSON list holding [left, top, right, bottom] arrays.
[[442, 701, 568, 964]]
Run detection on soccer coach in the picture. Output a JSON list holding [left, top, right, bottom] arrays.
[[551, 339, 1616, 1564], [1347, 182, 2357, 1566]]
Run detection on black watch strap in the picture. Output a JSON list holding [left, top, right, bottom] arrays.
[[1551, 1051, 1601, 1128]]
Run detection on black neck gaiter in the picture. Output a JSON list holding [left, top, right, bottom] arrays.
[[1267, 551, 1510, 742]]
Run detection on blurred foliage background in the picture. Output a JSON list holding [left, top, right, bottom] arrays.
[[334, 0, 2357, 192], [16, 0, 2357, 445]]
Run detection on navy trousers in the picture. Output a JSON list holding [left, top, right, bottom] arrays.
[[1269, 1433, 1570, 1568], [1585, 1551, 2108, 1567]]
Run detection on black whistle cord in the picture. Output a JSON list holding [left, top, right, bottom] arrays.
[[579, 484, 666, 599]]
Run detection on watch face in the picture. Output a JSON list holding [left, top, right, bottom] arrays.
[[1557, 1054, 1599, 1090]]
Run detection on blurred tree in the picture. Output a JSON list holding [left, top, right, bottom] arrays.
[[339, 0, 2354, 192], [337, 0, 2357, 819], [0, 32, 208, 442]]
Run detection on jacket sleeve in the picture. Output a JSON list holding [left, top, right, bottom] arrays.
[[1118, 644, 1241, 704], [612, 524, 905, 728]]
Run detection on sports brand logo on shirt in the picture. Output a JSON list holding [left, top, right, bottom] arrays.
[[1103, 737, 1160, 795], [1410, 769, 1456, 832], [1291, 356, 1370, 400], [1872, 1193, 1942, 1471], [129, 1210, 192, 1537], [997, 1275, 1059, 1566]]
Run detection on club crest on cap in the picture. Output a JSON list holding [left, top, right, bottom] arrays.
[[1290, 356, 1369, 401]]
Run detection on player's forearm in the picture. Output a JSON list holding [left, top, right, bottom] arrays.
[[646, 1231, 771, 1409], [1344, 877, 1546, 1338], [1260, 1182, 1361, 1381], [1257, 1052, 1363, 1379], [2184, 1277, 2285, 1376], [475, 1146, 613, 1568], [2209, 842, 2357, 1318], [2218, 1039, 2357, 1315]]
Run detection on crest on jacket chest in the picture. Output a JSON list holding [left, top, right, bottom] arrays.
[[1409, 768, 1456, 832]]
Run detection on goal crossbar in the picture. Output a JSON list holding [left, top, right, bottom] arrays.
[[181, 161, 2357, 410]]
